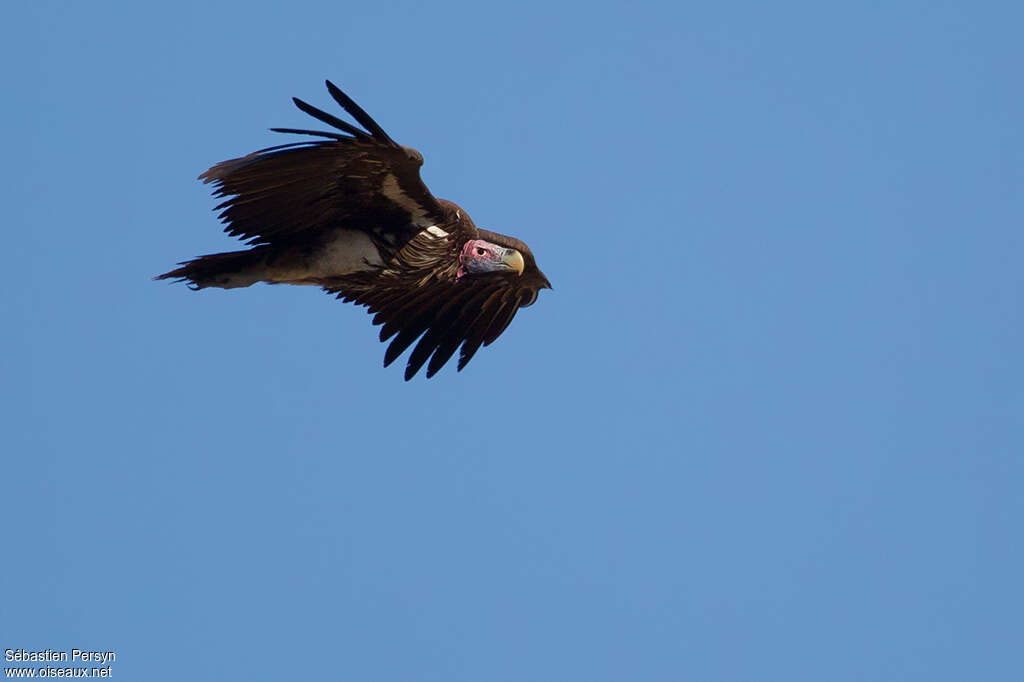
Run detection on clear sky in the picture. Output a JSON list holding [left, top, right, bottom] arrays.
[[3, 1, 1022, 680]]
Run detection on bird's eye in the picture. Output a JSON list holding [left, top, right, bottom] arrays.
[[475, 248, 487, 256]]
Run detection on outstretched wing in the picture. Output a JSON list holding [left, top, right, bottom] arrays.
[[201, 80, 444, 246], [330, 258, 548, 380]]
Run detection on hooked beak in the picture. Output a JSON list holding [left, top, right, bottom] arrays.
[[501, 248, 525, 275]]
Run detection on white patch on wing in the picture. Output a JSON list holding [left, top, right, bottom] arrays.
[[380, 174, 431, 226], [425, 226, 449, 239]]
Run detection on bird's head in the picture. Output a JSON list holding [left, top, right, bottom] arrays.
[[456, 239, 525, 280]]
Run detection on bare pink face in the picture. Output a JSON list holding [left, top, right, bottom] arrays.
[[456, 239, 525, 280]]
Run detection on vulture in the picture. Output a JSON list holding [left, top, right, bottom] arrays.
[[157, 80, 550, 380]]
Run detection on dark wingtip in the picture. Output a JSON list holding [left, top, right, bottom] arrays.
[[269, 127, 347, 141], [291, 96, 369, 139], [154, 264, 187, 281], [403, 358, 428, 381], [323, 79, 395, 145]]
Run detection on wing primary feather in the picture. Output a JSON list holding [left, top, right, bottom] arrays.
[[378, 285, 446, 342], [324, 80, 396, 146], [269, 127, 348, 140], [457, 293, 512, 371], [483, 294, 520, 346], [199, 142, 326, 184], [250, 141, 334, 155], [424, 288, 498, 378], [382, 295, 450, 367], [403, 287, 483, 380], [291, 97, 370, 139], [405, 330, 444, 380], [369, 290, 413, 324]]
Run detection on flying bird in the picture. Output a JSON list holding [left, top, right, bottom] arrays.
[[158, 80, 550, 379]]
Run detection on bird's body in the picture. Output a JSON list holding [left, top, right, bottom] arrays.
[[158, 81, 549, 379], [184, 227, 385, 289]]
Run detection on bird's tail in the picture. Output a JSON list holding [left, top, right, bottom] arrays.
[[155, 247, 271, 289]]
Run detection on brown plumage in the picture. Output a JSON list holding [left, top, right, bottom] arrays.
[[157, 80, 550, 379]]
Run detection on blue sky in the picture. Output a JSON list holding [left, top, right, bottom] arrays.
[[3, 1, 1022, 680]]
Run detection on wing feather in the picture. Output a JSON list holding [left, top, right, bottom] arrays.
[[457, 293, 517, 372], [325, 80, 395, 144], [377, 283, 449, 342], [326, 270, 536, 379], [404, 285, 503, 380], [268, 127, 348, 140], [383, 310, 437, 367], [199, 83, 443, 246], [424, 287, 502, 378], [289, 97, 371, 139]]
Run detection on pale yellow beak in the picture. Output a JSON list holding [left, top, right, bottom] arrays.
[[502, 249, 525, 275]]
